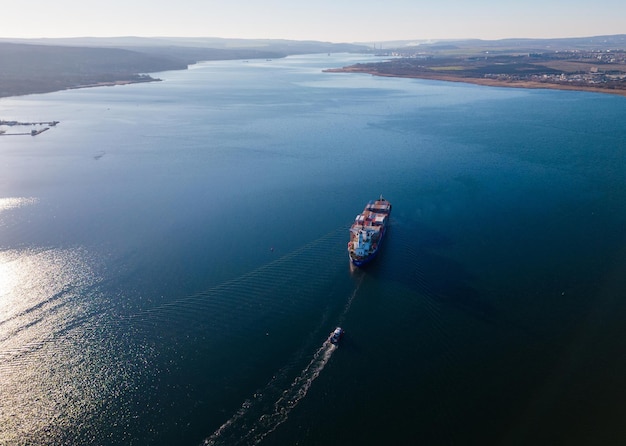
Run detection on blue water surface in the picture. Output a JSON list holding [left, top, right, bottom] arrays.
[[1, 53, 626, 446]]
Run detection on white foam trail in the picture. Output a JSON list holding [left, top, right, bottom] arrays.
[[242, 342, 336, 445], [202, 342, 335, 446], [340, 272, 365, 321], [202, 273, 364, 446]]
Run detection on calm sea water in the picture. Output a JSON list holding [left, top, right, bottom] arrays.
[[2, 53, 626, 445]]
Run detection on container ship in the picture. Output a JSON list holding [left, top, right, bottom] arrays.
[[347, 196, 391, 267]]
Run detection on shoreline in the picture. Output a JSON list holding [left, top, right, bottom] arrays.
[[324, 68, 626, 98], [0, 77, 161, 100], [3, 65, 625, 100], [66, 78, 162, 91]]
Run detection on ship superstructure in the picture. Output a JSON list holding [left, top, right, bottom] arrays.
[[347, 196, 391, 266]]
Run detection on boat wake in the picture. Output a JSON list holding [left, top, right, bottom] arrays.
[[203, 342, 336, 446], [202, 275, 364, 446], [340, 271, 364, 323]]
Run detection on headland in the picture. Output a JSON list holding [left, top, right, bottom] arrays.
[[0, 38, 368, 99], [325, 36, 626, 97]]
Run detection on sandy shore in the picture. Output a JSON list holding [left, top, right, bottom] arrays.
[[68, 78, 161, 91], [325, 68, 626, 98]]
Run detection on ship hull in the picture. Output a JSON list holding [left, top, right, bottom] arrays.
[[349, 226, 386, 266], [348, 196, 391, 267]]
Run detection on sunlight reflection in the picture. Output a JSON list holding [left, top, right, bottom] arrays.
[[0, 197, 38, 213], [0, 246, 106, 444]]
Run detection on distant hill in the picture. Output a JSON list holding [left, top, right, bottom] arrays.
[[0, 43, 186, 98], [327, 34, 626, 97], [0, 36, 369, 53], [373, 35, 626, 53], [0, 37, 370, 98], [3, 35, 626, 99]]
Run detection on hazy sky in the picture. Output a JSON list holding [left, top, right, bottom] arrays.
[[2, 0, 625, 42]]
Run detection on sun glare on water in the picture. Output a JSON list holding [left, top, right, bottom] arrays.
[[0, 197, 116, 444]]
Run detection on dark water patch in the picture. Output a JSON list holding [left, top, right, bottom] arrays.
[[371, 220, 495, 323]]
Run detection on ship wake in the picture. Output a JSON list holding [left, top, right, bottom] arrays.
[[202, 276, 364, 446], [203, 342, 336, 446]]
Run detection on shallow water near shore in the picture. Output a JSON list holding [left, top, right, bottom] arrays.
[[2, 53, 626, 445]]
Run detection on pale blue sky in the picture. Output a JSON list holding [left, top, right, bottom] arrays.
[[2, 0, 624, 42]]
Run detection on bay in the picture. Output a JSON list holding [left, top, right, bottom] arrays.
[[1, 53, 626, 445]]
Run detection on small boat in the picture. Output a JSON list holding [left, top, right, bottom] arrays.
[[347, 195, 392, 267], [329, 327, 344, 344]]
